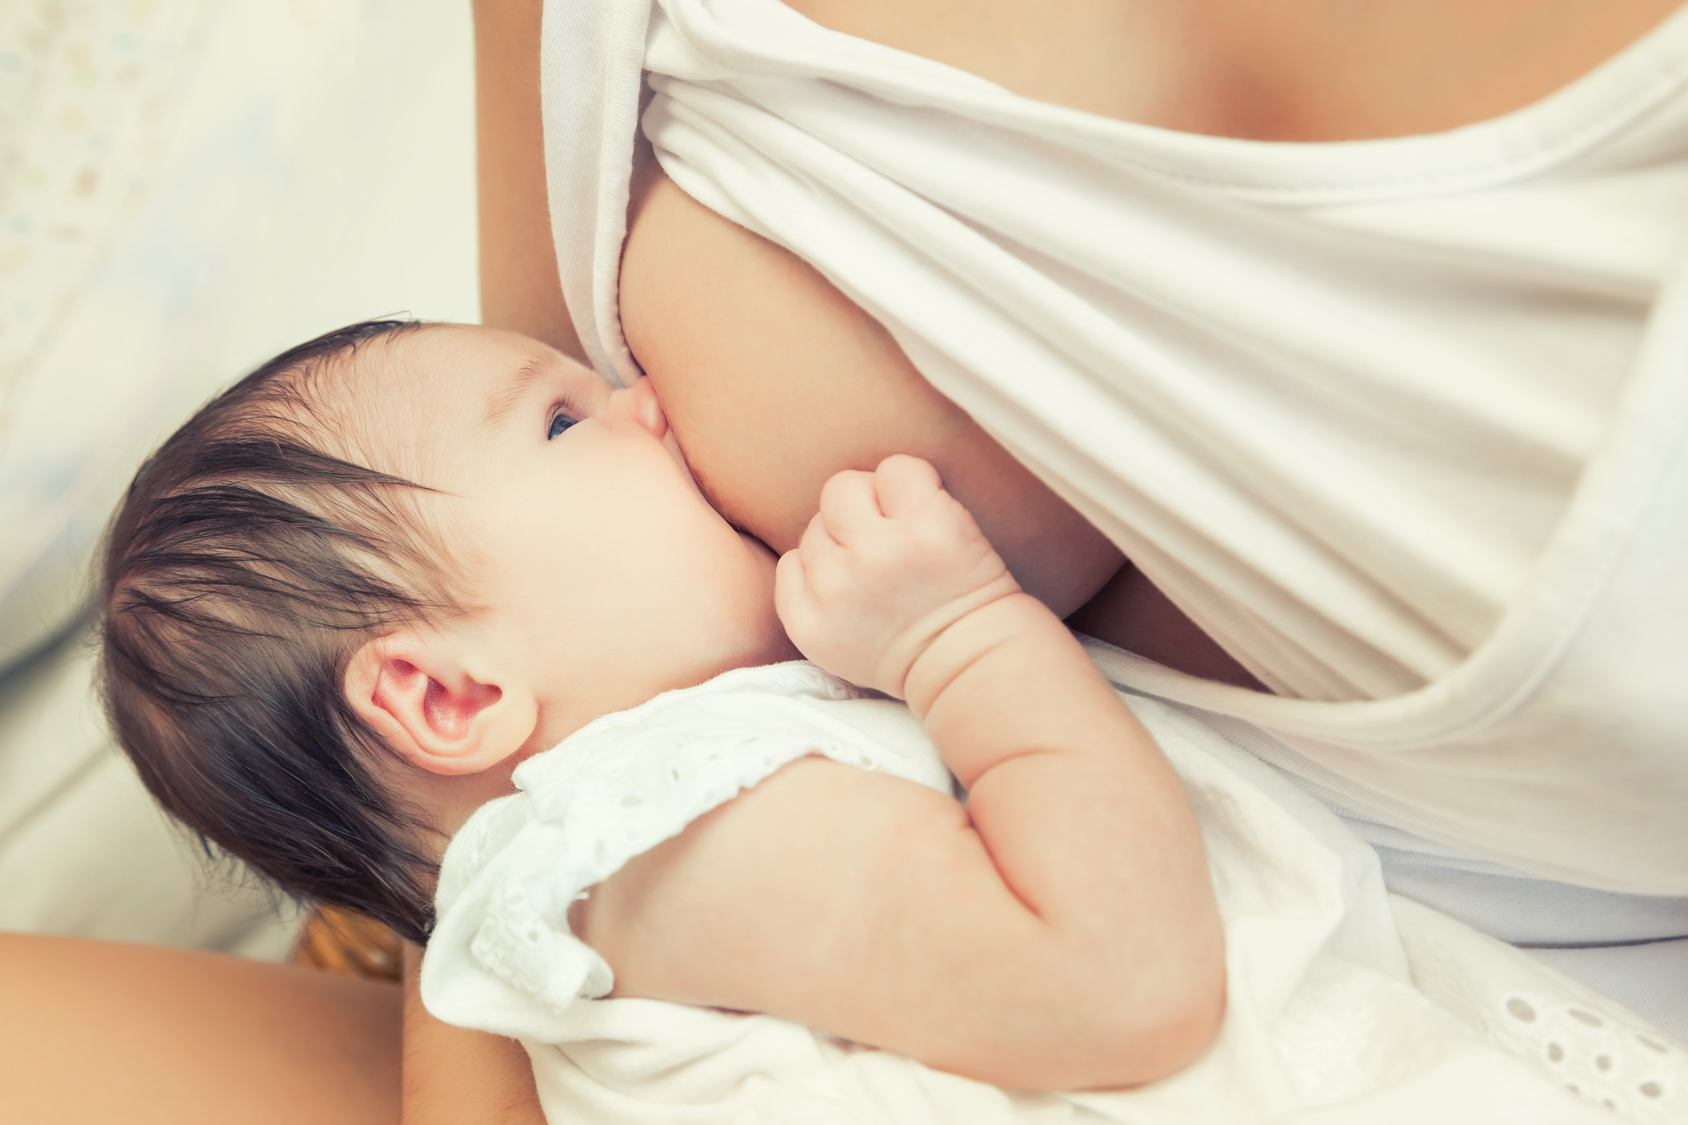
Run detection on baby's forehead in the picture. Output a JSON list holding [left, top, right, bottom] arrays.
[[312, 326, 494, 480], [324, 323, 474, 395], [311, 324, 573, 483]]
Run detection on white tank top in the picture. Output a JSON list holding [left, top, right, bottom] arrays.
[[538, 0, 1688, 899]]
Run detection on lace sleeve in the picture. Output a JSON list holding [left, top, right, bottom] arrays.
[[420, 663, 918, 1041]]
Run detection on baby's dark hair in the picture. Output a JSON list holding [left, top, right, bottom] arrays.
[[99, 319, 459, 944]]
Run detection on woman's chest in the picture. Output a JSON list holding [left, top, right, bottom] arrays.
[[777, 0, 1684, 140]]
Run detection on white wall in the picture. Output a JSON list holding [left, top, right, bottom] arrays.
[[0, 0, 479, 956]]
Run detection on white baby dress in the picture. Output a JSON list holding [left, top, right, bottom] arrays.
[[421, 658, 1685, 1125]]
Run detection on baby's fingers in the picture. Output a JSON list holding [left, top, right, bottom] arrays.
[[872, 455, 944, 519], [774, 549, 816, 637], [797, 508, 846, 571], [816, 469, 885, 545], [790, 509, 856, 609]]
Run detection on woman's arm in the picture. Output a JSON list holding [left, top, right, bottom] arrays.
[[576, 460, 1225, 1091], [0, 932, 401, 1125], [472, 0, 581, 362], [0, 933, 544, 1125], [402, 943, 545, 1125]]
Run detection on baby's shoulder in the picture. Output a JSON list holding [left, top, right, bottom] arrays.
[[425, 662, 953, 1036], [439, 662, 952, 922]]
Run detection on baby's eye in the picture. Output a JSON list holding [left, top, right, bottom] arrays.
[[547, 411, 579, 440]]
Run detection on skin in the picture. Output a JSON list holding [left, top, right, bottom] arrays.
[[3, 1, 1679, 1121], [619, 454, 1223, 1088], [336, 324, 798, 839], [401, 944, 542, 1125], [483, 0, 1686, 688], [315, 324, 1220, 1088], [615, 0, 1682, 684], [0, 932, 401, 1125], [777, 0, 1686, 141], [444, 0, 1679, 1109]]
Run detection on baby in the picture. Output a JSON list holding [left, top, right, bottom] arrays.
[[99, 319, 1224, 1094]]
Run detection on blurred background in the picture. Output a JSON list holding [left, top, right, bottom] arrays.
[[0, 0, 478, 959]]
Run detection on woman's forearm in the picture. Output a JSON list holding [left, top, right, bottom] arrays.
[[401, 943, 545, 1125], [0, 933, 400, 1125]]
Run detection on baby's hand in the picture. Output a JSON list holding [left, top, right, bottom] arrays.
[[775, 455, 1021, 698]]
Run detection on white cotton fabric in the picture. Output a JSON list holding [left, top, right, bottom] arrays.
[[423, 662, 951, 1031], [422, 660, 1687, 1125], [538, 0, 1688, 899]]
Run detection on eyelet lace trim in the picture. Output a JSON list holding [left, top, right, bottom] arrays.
[[1492, 990, 1686, 1122], [1395, 894, 1687, 1124], [452, 664, 886, 1016]]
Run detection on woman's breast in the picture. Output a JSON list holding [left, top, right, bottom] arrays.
[[620, 0, 1683, 697], [619, 164, 1120, 612], [619, 167, 1265, 689]]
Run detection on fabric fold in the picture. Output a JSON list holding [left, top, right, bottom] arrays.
[[539, 0, 1688, 898]]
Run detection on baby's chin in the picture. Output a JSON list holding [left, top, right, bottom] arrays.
[[655, 618, 797, 701], [661, 428, 708, 496], [719, 627, 803, 676], [713, 574, 801, 669]]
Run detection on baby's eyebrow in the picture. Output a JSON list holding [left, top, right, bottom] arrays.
[[483, 357, 550, 429]]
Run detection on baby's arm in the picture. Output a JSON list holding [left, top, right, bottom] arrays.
[[574, 458, 1224, 1090], [782, 455, 1226, 1078]]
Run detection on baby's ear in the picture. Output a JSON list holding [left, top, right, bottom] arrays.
[[344, 630, 538, 776]]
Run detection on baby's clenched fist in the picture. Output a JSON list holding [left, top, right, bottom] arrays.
[[774, 455, 1021, 697]]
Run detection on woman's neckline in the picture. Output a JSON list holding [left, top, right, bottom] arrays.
[[781, 0, 1687, 145], [1064, 2, 1688, 203], [740, 0, 1688, 203]]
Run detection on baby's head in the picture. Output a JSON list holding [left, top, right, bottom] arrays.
[[100, 320, 790, 942]]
